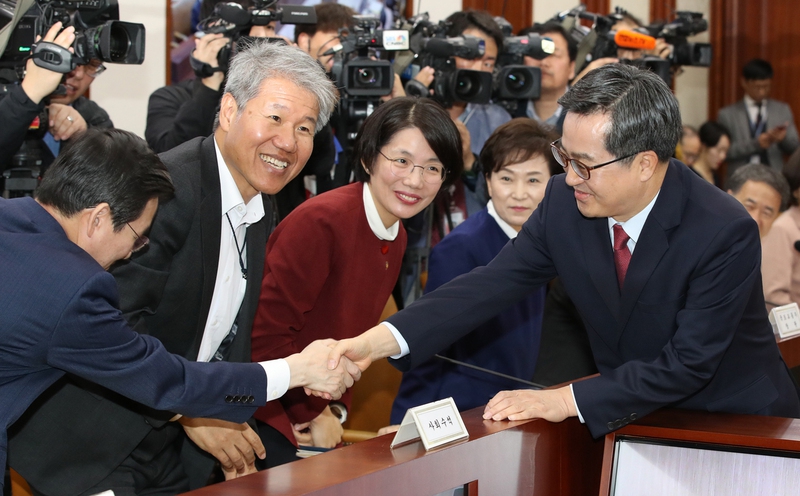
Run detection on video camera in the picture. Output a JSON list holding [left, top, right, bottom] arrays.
[[493, 20, 555, 113], [645, 11, 711, 67], [195, 0, 316, 76], [1, 0, 144, 75], [399, 14, 492, 108]]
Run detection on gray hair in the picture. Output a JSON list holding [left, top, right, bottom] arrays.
[[558, 64, 682, 164], [728, 164, 791, 211], [216, 41, 338, 132]]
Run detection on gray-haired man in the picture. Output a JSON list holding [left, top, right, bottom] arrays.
[[10, 42, 339, 496]]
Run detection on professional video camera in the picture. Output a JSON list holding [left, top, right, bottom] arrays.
[[493, 23, 555, 113], [195, 0, 316, 76], [645, 11, 711, 67], [399, 14, 492, 108], [1, 0, 144, 75]]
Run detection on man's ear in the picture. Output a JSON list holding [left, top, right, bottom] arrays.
[[637, 150, 660, 182], [218, 93, 239, 133], [84, 202, 112, 238]]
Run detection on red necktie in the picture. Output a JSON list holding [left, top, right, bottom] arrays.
[[613, 224, 631, 290]]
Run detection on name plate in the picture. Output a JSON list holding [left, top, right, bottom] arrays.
[[390, 397, 468, 450], [769, 303, 800, 338]]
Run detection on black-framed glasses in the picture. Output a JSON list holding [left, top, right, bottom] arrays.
[[82, 60, 106, 78], [551, 138, 641, 180], [126, 223, 149, 253], [379, 151, 447, 184]]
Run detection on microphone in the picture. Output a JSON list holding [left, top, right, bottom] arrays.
[[794, 240, 800, 253], [434, 354, 545, 389], [614, 29, 657, 51]]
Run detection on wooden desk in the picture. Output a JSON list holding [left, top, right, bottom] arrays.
[[183, 408, 605, 495], [777, 333, 800, 368]]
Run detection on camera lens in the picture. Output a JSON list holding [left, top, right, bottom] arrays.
[[455, 72, 481, 99], [356, 68, 379, 87], [107, 23, 132, 62], [505, 69, 530, 95]]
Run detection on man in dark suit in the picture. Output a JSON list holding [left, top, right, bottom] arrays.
[[718, 58, 799, 183], [328, 64, 800, 438], [10, 42, 341, 495], [0, 128, 355, 494]]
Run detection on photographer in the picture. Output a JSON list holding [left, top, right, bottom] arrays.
[[515, 22, 577, 132], [1, 23, 113, 176]]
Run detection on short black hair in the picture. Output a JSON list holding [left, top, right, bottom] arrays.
[[742, 58, 773, 81], [295, 3, 355, 43], [445, 10, 504, 57], [36, 129, 174, 231], [784, 149, 800, 207], [698, 121, 730, 148], [559, 64, 682, 164], [481, 118, 561, 179], [518, 22, 577, 62], [352, 97, 463, 187], [729, 164, 790, 211]]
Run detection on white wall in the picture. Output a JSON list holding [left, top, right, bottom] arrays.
[[674, 0, 710, 127], [89, 0, 166, 137]]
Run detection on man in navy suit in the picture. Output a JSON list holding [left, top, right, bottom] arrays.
[[328, 64, 800, 438], [0, 128, 358, 492]]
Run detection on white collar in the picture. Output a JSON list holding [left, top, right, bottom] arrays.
[[363, 182, 399, 241], [214, 138, 265, 224], [607, 191, 660, 251], [487, 200, 519, 239], [744, 94, 765, 110]]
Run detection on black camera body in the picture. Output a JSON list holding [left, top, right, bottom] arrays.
[[402, 16, 492, 108], [492, 30, 554, 112], [646, 11, 712, 67], [329, 16, 400, 98], [1, 0, 145, 75]]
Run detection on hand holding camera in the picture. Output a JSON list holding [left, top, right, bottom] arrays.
[[20, 22, 75, 104]]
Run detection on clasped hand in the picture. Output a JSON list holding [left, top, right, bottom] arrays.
[[287, 339, 361, 400]]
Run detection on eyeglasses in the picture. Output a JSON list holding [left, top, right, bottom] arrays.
[[379, 151, 446, 184], [126, 223, 149, 253], [82, 61, 107, 78], [550, 138, 641, 180]]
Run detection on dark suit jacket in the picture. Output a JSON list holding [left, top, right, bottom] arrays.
[[0, 197, 267, 493], [387, 159, 800, 438], [9, 136, 272, 494]]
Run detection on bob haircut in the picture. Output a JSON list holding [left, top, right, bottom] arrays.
[[698, 121, 730, 148], [480, 118, 561, 179], [36, 128, 174, 231], [352, 97, 463, 187]]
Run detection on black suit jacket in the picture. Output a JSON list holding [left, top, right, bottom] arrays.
[[387, 159, 800, 438], [9, 136, 272, 494]]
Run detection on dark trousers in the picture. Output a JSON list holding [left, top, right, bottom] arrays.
[[254, 420, 301, 469]]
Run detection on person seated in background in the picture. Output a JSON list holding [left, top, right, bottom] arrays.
[[249, 97, 463, 467], [678, 125, 701, 167], [718, 58, 800, 183], [762, 149, 800, 309], [728, 163, 789, 238], [390, 118, 560, 423], [689, 121, 730, 185], [515, 22, 577, 132]]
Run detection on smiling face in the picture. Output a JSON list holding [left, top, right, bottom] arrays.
[[366, 127, 444, 227], [486, 155, 552, 231], [216, 77, 318, 202], [561, 112, 662, 222]]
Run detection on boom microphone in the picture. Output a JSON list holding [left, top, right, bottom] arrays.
[[614, 29, 657, 51]]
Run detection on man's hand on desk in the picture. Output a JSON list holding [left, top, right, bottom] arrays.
[[178, 417, 265, 480], [287, 339, 361, 400], [292, 405, 343, 448], [483, 386, 577, 423]]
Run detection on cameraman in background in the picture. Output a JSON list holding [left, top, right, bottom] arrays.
[[0, 21, 111, 176], [515, 22, 577, 132]]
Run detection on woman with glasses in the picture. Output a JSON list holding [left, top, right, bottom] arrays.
[[390, 118, 562, 424], [249, 97, 463, 466]]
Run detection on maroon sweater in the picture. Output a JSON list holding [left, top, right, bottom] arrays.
[[251, 182, 406, 445]]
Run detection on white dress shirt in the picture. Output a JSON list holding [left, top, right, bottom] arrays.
[[195, 140, 289, 402]]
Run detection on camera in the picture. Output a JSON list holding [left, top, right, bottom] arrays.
[[645, 11, 712, 67], [195, 0, 316, 76], [493, 30, 554, 112], [1, 0, 145, 74], [399, 14, 492, 108]]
